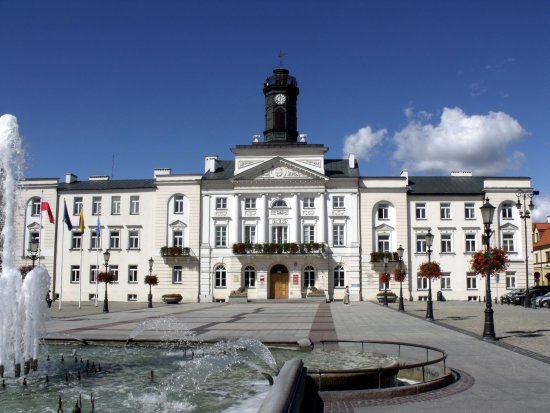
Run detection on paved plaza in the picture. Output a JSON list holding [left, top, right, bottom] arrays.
[[45, 299, 550, 412]]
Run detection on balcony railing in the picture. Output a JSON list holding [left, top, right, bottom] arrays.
[[232, 242, 325, 255], [160, 246, 192, 257], [370, 251, 399, 262]]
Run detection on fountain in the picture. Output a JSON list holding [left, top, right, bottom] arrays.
[[0, 114, 51, 379]]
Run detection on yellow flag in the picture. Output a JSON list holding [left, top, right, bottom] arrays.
[[79, 208, 85, 233]]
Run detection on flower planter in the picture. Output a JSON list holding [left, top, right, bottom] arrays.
[[377, 295, 397, 303], [162, 294, 183, 304], [307, 295, 327, 302], [228, 296, 248, 303]]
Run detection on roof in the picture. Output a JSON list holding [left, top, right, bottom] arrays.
[[407, 176, 485, 195], [533, 223, 550, 248], [58, 179, 156, 192]]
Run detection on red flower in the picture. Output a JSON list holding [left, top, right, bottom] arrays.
[[97, 271, 115, 284], [379, 272, 391, 283], [470, 248, 509, 277], [144, 275, 159, 286], [393, 268, 406, 282], [419, 261, 442, 279]]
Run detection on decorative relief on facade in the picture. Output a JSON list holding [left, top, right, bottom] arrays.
[[303, 210, 315, 216], [256, 166, 309, 180], [244, 211, 257, 217], [271, 210, 289, 216], [299, 159, 321, 168], [214, 211, 228, 217], [271, 219, 288, 224], [238, 160, 262, 169], [333, 210, 346, 216]]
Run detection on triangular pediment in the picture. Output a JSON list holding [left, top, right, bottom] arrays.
[[232, 157, 327, 182], [500, 222, 519, 231], [375, 224, 395, 232], [27, 222, 41, 231], [169, 220, 187, 229]]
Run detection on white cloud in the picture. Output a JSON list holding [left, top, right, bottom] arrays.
[[532, 196, 550, 223], [392, 107, 526, 175], [342, 126, 387, 161]]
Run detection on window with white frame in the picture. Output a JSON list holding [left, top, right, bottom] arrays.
[[215, 264, 226, 287], [334, 265, 345, 288], [111, 196, 121, 215], [173, 265, 183, 283], [378, 204, 389, 220], [89, 265, 98, 283], [216, 197, 227, 210], [215, 225, 227, 247], [73, 197, 83, 215], [440, 203, 451, 220], [417, 274, 428, 290], [71, 232, 82, 250], [333, 224, 345, 246], [272, 226, 288, 243], [465, 203, 475, 219], [173, 230, 184, 247], [31, 198, 41, 216], [333, 196, 344, 209], [441, 272, 451, 289], [29, 231, 40, 247], [128, 265, 138, 283], [127, 294, 137, 301], [244, 265, 256, 287], [244, 225, 256, 244], [303, 197, 315, 208], [92, 196, 102, 215], [377, 234, 390, 252], [303, 225, 315, 243], [466, 272, 477, 289], [91, 231, 101, 250], [441, 234, 453, 253], [304, 266, 315, 288], [506, 271, 516, 289], [70, 266, 80, 283], [502, 203, 513, 219], [546, 251, 550, 262], [174, 195, 184, 214], [416, 203, 426, 219], [465, 234, 476, 252], [128, 230, 140, 250], [130, 196, 140, 215], [244, 198, 256, 209], [110, 230, 121, 249], [110, 265, 119, 282], [416, 234, 427, 253], [502, 233, 515, 252]]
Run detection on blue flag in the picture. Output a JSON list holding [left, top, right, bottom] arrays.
[[63, 200, 73, 231], [96, 216, 101, 237]]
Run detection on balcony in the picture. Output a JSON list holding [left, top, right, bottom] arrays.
[[232, 242, 325, 255], [370, 251, 399, 262], [160, 246, 192, 258]]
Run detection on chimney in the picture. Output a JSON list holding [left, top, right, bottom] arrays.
[[154, 168, 172, 177], [252, 135, 260, 143], [348, 153, 356, 169], [299, 134, 307, 143], [65, 173, 78, 184], [547, 216, 550, 224], [400, 169, 409, 185], [204, 155, 218, 173]]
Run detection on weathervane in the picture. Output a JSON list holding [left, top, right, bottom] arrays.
[[278, 51, 287, 67]]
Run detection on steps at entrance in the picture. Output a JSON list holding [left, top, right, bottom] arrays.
[[248, 298, 324, 304]]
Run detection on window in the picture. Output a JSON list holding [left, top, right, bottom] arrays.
[[128, 265, 138, 283], [88, 294, 97, 301], [215, 225, 227, 247], [130, 196, 140, 215], [379, 277, 390, 291], [466, 272, 477, 289], [173, 230, 184, 247], [502, 233, 515, 252], [440, 203, 451, 220], [546, 251, 550, 263], [244, 265, 256, 287], [502, 203, 513, 219], [128, 230, 140, 250], [110, 230, 121, 249], [417, 275, 428, 290], [110, 265, 119, 282], [70, 266, 80, 283], [377, 234, 390, 252], [172, 265, 183, 283], [244, 225, 256, 244], [91, 231, 101, 250], [303, 225, 315, 243], [29, 231, 40, 247], [465, 234, 476, 252], [89, 265, 98, 283], [216, 197, 227, 210], [127, 294, 138, 301], [174, 195, 184, 214], [416, 234, 426, 253], [415, 203, 426, 219], [506, 271, 516, 289], [441, 272, 451, 289], [304, 266, 315, 288], [215, 264, 226, 287], [71, 232, 82, 250], [441, 234, 453, 253], [92, 197, 102, 215], [334, 266, 345, 288], [465, 203, 475, 219], [272, 226, 288, 243], [272, 199, 287, 208], [333, 196, 344, 209], [378, 204, 389, 220], [73, 197, 83, 215], [245, 198, 256, 209], [303, 197, 315, 208], [333, 224, 345, 246], [111, 196, 121, 215], [31, 198, 41, 216]]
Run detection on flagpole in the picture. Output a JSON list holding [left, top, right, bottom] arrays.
[[38, 192, 44, 266], [59, 225, 65, 310], [79, 241, 83, 309], [95, 246, 99, 307]]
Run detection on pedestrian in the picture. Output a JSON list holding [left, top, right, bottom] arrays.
[[343, 286, 350, 305], [45, 290, 52, 308]]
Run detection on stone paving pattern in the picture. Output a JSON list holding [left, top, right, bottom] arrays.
[[45, 299, 550, 412]]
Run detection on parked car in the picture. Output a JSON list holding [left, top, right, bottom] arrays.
[[500, 288, 524, 304], [511, 286, 550, 306], [535, 292, 550, 308]]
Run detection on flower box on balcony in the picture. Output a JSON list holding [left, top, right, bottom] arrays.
[[370, 251, 399, 262], [232, 242, 325, 255], [160, 246, 191, 257]]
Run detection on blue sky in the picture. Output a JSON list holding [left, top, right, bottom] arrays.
[[2, 0, 549, 220]]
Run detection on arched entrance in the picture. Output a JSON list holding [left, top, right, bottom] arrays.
[[270, 264, 289, 299]]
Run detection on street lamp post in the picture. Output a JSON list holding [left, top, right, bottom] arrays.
[[397, 245, 405, 311], [480, 198, 496, 340], [516, 189, 539, 308], [425, 229, 435, 321], [148, 257, 154, 308], [27, 239, 39, 268], [103, 249, 110, 313], [383, 256, 389, 306]]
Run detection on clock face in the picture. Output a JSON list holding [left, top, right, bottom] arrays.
[[274, 94, 286, 105]]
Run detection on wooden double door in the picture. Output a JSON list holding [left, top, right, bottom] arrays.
[[270, 265, 289, 299]]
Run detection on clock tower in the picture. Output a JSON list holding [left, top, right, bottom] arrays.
[[263, 68, 300, 143]]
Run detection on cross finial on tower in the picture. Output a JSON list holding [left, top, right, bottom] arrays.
[[278, 51, 287, 67]]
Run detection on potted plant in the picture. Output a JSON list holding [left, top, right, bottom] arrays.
[[144, 274, 159, 308], [162, 293, 183, 304], [307, 286, 327, 302], [229, 286, 248, 303], [419, 261, 442, 320], [379, 272, 391, 305], [376, 291, 397, 303], [470, 247, 509, 277]]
